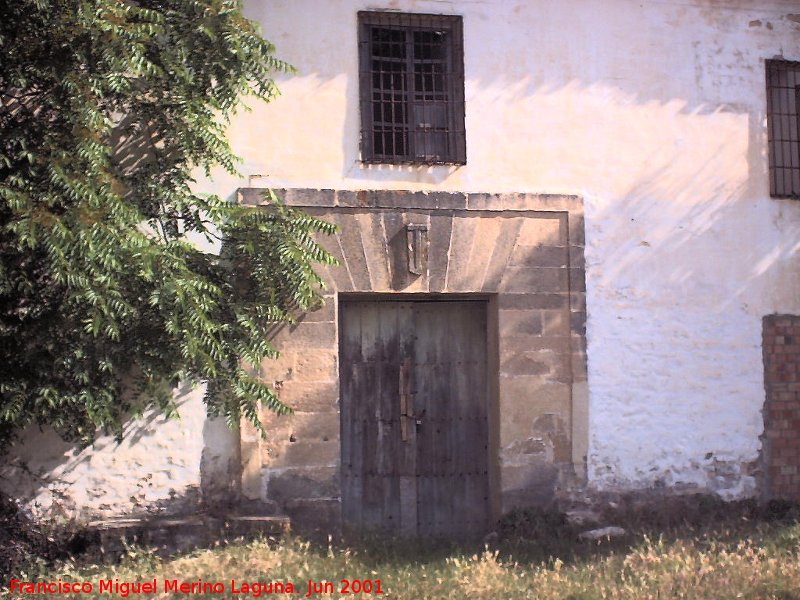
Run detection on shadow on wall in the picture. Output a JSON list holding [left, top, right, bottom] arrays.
[[242, 0, 800, 312], [0, 383, 240, 522], [240, 0, 800, 191], [580, 103, 800, 489]]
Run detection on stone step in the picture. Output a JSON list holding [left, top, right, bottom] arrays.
[[88, 513, 290, 559]]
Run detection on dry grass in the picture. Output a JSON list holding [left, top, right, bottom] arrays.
[[5, 502, 800, 599]]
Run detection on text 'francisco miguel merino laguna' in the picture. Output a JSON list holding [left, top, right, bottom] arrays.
[[9, 577, 386, 597]]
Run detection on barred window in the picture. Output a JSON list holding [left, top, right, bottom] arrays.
[[766, 59, 800, 198], [358, 12, 466, 165]]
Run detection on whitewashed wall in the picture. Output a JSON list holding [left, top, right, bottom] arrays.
[[0, 385, 206, 519], [206, 0, 798, 499]]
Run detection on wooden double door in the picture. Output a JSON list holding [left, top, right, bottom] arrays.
[[339, 298, 490, 536]]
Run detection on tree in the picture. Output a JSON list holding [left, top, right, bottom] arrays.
[[0, 0, 336, 449]]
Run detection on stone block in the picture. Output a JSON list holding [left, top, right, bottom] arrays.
[[496, 193, 528, 210], [281, 188, 336, 207], [240, 440, 264, 501], [91, 515, 227, 558], [532, 413, 571, 463], [500, 464, 559, 510], [240, 417, 262, 443], [428, 213, 454, 292], [569, 246, 586, 270], [285, 498, 342, 532], [406, 191, 466, 209], [499, 309, 544, 337], [515, 216, 564, 246], [335, 190, 359, 206], [459, 217, 502, 290], [294, 349, 338, 382], [569, 268, 586, 292], [445, 215, 479, 291], [261, 412, 341, 444], [276, 381, 338, 412], [238, 188, 264, 206], [354, 212, 391, 290], [571, 310, 587, 336], [270, 321, 336, 349], [312, 231, 353, 291], [482, 218, 523, 291], [499, 267, 568, 294], [498, 293, 569, 310], [571, 334, 587, 354], [335, 190, 466, 210], [571, 381, 589, 468], [265, 439, 340, 468], [568, 214, 586, 246], [338, 190, 382, 208], [499, 379, 571, 442], [267, 467, 339, 504], [296, 300, 335, 323], [332, 213, 371, 291], [239, 187, 337, 209], [570, 292, 587, 313], [542, 310, 570, 336], [537, 195, 582, 212], [509, 245, 568, 268], [257, 352, 296, 382], [503, 195, 580, 212], [500, 351, 551, 377], [466, 193, 502, 210], [501, 335, 571, 355], [501, 437, 549, 462], [500, 349, 569, 382]]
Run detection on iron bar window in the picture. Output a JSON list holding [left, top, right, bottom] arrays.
[[766, 59, 800, 198], [358, 11, 466, 165]]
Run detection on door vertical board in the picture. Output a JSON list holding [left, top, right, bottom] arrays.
[[413, 301, 488, 535]]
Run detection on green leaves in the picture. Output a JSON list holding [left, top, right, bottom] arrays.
[[0, 0, 334, 449]]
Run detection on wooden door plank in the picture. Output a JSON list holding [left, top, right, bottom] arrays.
[[412, 301, 489, 536], [396, 302, 417, 535]]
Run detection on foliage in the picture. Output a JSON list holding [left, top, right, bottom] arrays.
[[0, 0, 337, 449]]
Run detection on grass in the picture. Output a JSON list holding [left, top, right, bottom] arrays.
[[5, 500, 800, 599]]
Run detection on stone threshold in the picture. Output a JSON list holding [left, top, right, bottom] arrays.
[[88, 513, 290, 558]]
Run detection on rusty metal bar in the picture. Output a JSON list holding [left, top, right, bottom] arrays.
[[399, 358, 410, 442]]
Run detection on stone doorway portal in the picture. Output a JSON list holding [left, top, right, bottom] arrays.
[[237, 188, 587, 532]]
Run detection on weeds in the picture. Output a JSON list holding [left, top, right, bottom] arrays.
[[4, 498, 800, 599]]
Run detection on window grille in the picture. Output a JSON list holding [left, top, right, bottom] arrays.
[[358, 11, 466, 165], [766, 59, 800, 198]]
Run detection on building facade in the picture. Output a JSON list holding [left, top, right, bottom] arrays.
[[4, 0, 800, 533]]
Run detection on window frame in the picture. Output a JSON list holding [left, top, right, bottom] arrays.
[[766, 58, 800, 199], [357, 11, 466, 165]]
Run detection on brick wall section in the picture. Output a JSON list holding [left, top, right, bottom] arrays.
[[763, 315, 800, 500]]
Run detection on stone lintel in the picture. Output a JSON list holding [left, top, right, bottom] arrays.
[[238, 188, 583, 214]]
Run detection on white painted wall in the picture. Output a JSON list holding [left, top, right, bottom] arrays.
[[0, 385, 207, 519], [203, 0, 799, 498]]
